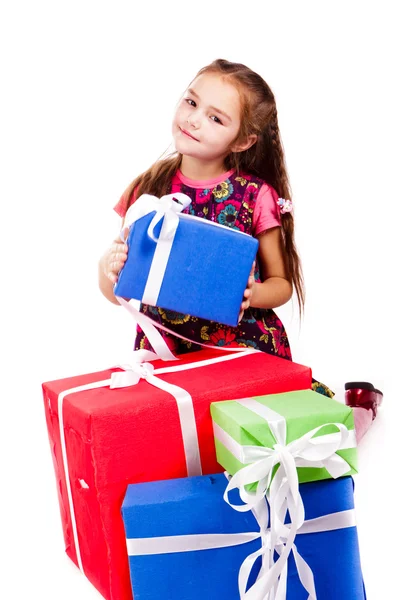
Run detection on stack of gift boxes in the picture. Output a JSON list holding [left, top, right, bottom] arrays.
[[42, 194, 367, 599]]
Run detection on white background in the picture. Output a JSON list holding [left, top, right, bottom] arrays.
[[1, 1, 398, 598]]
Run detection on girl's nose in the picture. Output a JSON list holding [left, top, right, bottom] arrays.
[[187, 114, 200, 129]]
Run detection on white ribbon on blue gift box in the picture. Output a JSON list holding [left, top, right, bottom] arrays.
[[212, 399, 356, 599], [126, 489, 356, 600], [115, 192, 258, 356], [123, 390, 357, 599], [122, 192, 255, 308], [122, 192, 192, 307]]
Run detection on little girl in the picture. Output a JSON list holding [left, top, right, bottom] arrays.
[[98, 58, 379, 441]]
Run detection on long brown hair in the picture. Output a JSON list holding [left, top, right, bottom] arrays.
[[121, 59, 305, 312]]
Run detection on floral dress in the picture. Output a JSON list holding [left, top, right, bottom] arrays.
[[133, 169, 334, 398]]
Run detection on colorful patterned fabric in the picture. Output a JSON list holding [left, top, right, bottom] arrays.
[[129, 169, 333, 398], [134, 171, 289, 358]]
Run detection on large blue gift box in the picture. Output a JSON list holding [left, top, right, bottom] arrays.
[[114, 195, 258, 326], [121, 474, 366, 599]]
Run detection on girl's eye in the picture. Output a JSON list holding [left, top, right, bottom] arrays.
[[211, 115, 222, 125], [186, 98, 196, 107]]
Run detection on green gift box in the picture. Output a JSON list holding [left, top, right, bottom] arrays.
[[210, 389, 357, 488]]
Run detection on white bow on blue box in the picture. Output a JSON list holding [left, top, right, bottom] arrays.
[[121, 473, 366, 600], [114, 193, 259, 327]]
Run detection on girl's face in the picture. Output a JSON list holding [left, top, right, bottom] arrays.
[[172, 73, 242, 162]]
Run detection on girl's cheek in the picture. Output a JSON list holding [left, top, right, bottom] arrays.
[[177, 107, 188, 122]]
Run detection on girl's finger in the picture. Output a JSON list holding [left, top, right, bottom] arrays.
[[115, 252, 128, 263], [112, 242, 128, 255], [241, 299, 250, 311], [110, 261, 124, 274]]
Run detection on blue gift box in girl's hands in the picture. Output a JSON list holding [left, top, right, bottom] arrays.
[[113, 193, 258, 327], [121, 474, 366, 600]]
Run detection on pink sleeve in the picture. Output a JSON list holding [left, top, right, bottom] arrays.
[[113, 186, 139, 218], [252, 183, 281, 236]]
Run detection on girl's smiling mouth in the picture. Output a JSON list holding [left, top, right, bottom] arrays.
[[180, 127, 200, 142]]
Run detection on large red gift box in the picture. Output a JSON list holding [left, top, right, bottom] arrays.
[[42, 348, 312, 600]]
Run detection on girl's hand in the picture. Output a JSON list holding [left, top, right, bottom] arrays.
[[238, 262, 256, 323], [102, 227, 129, 284]]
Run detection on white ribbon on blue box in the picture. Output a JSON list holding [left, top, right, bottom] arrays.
[[113, 193, 259, 327], [122, 473, 366, 600], [211, 395, 357, 598]]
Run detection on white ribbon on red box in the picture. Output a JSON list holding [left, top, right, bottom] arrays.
[[57, 347, 257, 574]]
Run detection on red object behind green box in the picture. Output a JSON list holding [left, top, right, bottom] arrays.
[[42, 348, 312, 600]]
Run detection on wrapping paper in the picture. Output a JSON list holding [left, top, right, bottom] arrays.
[[211, 389, 357, 488], [122, 474, 366, 599], [113, 193, 258, 326], [43, 348, 312, 600]]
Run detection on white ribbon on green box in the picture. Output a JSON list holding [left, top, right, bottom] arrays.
[[210, 391, 357, 598]]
